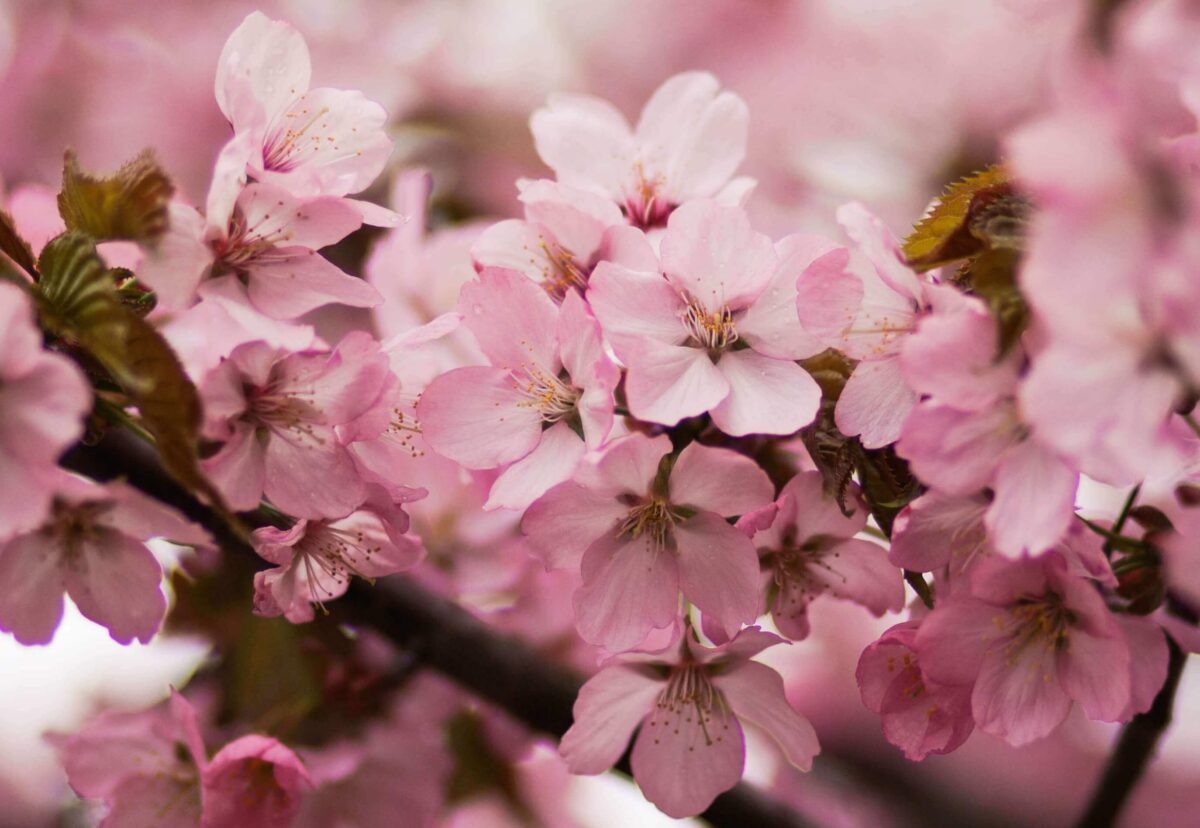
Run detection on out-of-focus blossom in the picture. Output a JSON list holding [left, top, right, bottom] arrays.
[[201, 734, 313, 828], [0, 479, 207, 645], [0, 281, 91, 541]]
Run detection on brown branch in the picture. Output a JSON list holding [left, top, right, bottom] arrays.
[[61, 430, 816, 828], [1073, 636, 1187, 828]]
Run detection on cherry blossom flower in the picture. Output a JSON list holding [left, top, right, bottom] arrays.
[[0, 281, 91, 541], [588, 200, 823, 436], [199, 331, 393, 518], [1008, 65, 1200, 485], [795, 202, 929, 447], [559, 627, 817, 818], [522, 433, 773, 652], [139, 182, 380, 316], [208, 11, 398, 230], [201, 735, 313, 828], [48, 691, 208, 827], [471, 178, 632, 300], [888, 491, 992, 582], [856, 621, 974, 761], [418, 267, 618, 510], [896, 284, 1079, 557], [253, 486, 424, 623], [736, 471, 903, 640], [914, 551, 1144, 745], [530, 71, 754, 230], [0, 479, 207, 645]]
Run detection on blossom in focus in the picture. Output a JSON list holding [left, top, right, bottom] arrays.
[[795, 202, 929, 447], [914, 551, 1156, 745], [559, 627, 818, 818], [856, 621, 974, 761], [253, 486, 425, 623], [139, 182, 381, 316], [199, 331, 393, 517], [522, 433, 773, 652], [588, 200, 823, 436], [0, 479, 208, 645], [0, 281, 92, 541], [530, 71, 754, 230], [736, 471, 903, 640], [418, 267, 618, 510], [208, 11, 398, 230]]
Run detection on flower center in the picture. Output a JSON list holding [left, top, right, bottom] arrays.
[[537, 237, 589, 301], [298, 523, 382, 611], [623, 162, 671, 230], [261, 100, 340, 173], [681, 301, 738, 352], [646, 664, 731, 748], [245, 379, 326, 446], [618, 498, 678, 551], [513, 366, 580, 423], [999, 593, 1074, 658]]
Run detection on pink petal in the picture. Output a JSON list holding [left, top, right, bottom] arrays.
[[202, 735, 312, 828], [521, 482, 627, 571], [205, 131, 255, 234], [575, 533, 681, 652], [576, 433, 673, 500], [263, 430, 365, 519], [898, 403, 1018, 495], [624, 341, 729, 427], [675, 512, 761, 641], [835, 358, 916, 448], [597, 225, 660, 272], [889, 492, 989, 573], [559, 665, 661, 774], [634, 72, 748, 203], [714, 661, 819, 771], [215, 11, 310, 126], [794, 247, 861, 350], [913, 599, 996, 686], [1057, 626, 1131, 723], [459, 267, 560, 372], [736, 233, 836, 360], [484, 421, 585, 511], [813, 538, 904, 616], [669, 443, 774, 517], [557, 290, 618, 449], [710, 349, 821, 437], [777, 471, 867, 542], [973, 643, 1072, 746], [245, 249, 381, 319], [836, 202, 923, 302], [986, 440, 1078, 557], [530, 92, 633, 199], [660, 201, 776, 310], [519, 178, 622, 257], [0, 531, 65, 645], [470, 219, 562, 287], [108, 775, 202, 828], [417, 366, 544, 469], [202, 425, 267, 512], [586, 262, 685, 349], [237, 183, 364, 249], [136, 203, 212, 312], [629, 689, 745, 819], [253, 87, 392, 200], [1116, 616, 1169, 717], [64, 530, 166, 645]]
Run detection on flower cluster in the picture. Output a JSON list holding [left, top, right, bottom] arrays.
[[4, 5, 1200, 826]]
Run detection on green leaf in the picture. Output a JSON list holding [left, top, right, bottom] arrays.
[[904, 165, 1018, 271], [57, 149, 174, 244], [0, 208, 37, 278], [36, 231, 230, 517]]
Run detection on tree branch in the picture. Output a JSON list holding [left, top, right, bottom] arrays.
[[1073, 636, 1187, 828], [61, 430, 816, 828]]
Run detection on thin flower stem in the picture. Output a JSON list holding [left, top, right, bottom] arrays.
[[1184, 413, 1200, 440], [1073, 637, 1188, 828], [94, 397, 156, 445]]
